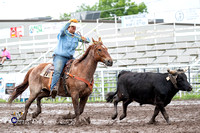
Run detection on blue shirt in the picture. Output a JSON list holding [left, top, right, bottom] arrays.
[[53, 22, 90, 58]]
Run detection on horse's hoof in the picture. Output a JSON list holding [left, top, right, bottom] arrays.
[[62, 112, 76, 119], [85, 117, 91, 124], [19, 117, 26, 121], [32, 113, 37, 118], [75, 120, 81, 126]]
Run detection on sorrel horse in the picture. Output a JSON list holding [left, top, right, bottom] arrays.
[[9, 37, 113, 125]]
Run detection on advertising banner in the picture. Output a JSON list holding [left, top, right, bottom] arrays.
[[121, 14, 148, 28], [10, 26, 24, 38], [29, 22, 65, 36]]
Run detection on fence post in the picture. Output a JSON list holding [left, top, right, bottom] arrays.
[[101, 70, 104, 101], [188, 66, 191, 83]]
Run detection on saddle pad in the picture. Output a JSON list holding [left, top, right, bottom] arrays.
[[40, 64, 53, 78]]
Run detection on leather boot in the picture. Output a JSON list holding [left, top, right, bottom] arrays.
[[51, 79, 60, 98]]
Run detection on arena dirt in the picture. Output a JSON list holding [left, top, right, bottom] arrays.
[[0, 100, 200, 133]]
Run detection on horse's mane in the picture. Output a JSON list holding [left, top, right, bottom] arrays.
[[74, 44, 94, 64]]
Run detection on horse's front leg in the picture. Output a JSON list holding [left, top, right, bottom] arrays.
[[79, 96, 89, 115], [71, 93, 80, 125]]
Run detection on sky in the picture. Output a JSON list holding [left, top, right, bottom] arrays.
[[0, 0, 99, 19], [0, 0, 200, 20], [139, 0, 200, 13]]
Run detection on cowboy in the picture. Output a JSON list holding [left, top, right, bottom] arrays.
[[50, 19, 90, 98], [0, 47, 11, 65]]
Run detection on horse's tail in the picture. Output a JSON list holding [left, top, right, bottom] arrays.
[[8, 67, 35, 104]]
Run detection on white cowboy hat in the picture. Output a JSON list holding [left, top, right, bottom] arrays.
[[69, 22, 77, 27]]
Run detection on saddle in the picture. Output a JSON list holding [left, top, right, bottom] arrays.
[[40, 59, 74, 93], [40, 59, 74, 78]]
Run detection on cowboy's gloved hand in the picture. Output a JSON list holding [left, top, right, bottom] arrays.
[[69, 19, 78, 23], [81, 36, 86, 41]]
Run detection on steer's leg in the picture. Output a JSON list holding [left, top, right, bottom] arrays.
[[119, 99, 132, 120], [112, 96, 120, 120], [148, 105, 160, 124], [159, 106, 170, 124]]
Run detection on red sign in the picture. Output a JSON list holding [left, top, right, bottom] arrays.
[[10, 26, 24, 38]]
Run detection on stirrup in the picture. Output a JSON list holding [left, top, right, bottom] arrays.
[[50, 89, 57, 98]]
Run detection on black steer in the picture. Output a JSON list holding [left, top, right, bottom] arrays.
[[106, 69, 192, 124]]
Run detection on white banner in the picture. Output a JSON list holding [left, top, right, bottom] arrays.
[[121, 14, 148, 27], [29, 22, 66, 36]]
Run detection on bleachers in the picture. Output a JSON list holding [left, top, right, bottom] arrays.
[[0, 21, 200, 73]]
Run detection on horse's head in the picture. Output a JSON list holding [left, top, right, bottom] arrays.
[[92, 37, 113, 66]]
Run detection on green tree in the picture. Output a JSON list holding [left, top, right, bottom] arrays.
[[76, 3, 98, 12], [60, 13, 71, 20], [98, 0, 147, 18], [59, 0, 147, 19]]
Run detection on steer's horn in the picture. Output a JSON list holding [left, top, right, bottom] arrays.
[[167, 69, 177, 75], [183, 67, 188, 72]]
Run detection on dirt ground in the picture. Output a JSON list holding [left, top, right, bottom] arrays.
[[0, 100, 200, 133]]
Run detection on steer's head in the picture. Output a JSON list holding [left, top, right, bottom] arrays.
[[167, 68, 192, 91]]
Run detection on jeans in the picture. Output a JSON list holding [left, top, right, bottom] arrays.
[[50, 55, 70, 91]]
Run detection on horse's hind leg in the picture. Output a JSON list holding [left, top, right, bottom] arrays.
[[20, 93, 39, 120], [32, 91, 50, 118], [119, 99, 132, 120]]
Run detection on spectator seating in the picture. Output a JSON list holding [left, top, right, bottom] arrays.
[[0, 22, 200, 73]]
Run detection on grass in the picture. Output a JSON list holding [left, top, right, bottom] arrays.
[[173, 93, 200, 100], [0, 99, 6, 103]]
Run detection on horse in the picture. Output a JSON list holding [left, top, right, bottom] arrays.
[[9, 37, 113, 125]]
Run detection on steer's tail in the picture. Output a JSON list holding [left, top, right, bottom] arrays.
[[106, 91, 117, 103], [8, 67, 35, 104], [106, 70, 128, 103]]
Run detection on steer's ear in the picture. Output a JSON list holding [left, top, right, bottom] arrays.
[[167, 69, 177, 75]]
